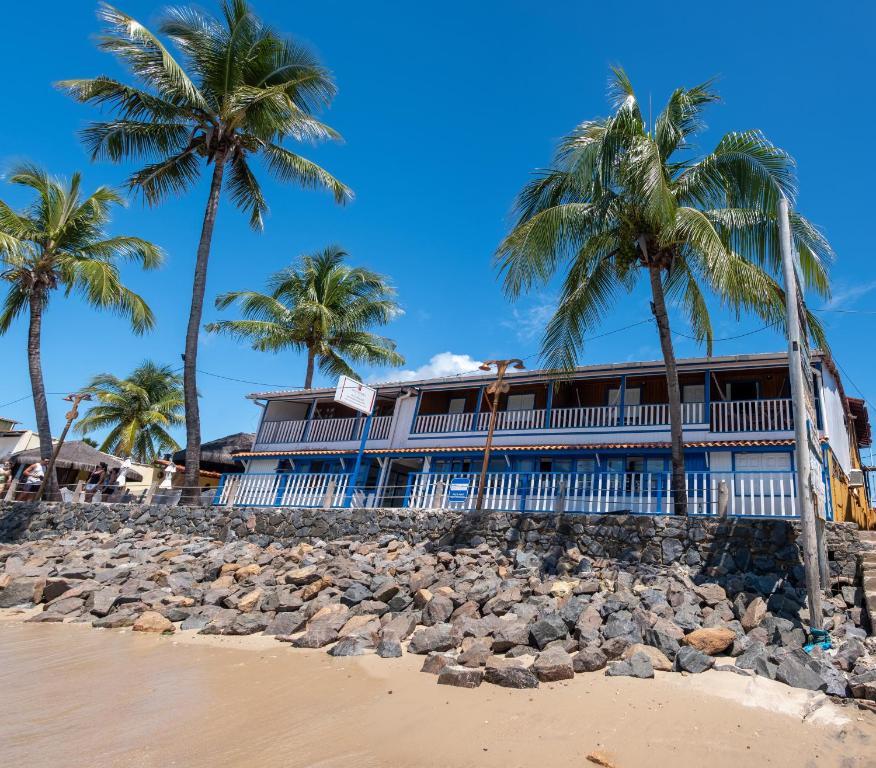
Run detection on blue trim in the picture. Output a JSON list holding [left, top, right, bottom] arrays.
[[344, 411, 373, 506], [472, 385, 485, 431], [821, 442, 833, 521], [409, 390, 423, 434], [704, 370, 711, 425], [545, 382, 554, 429], [618, 375, 627, 426], [301, 399, 318, 442], [213, 474, 226, 505]]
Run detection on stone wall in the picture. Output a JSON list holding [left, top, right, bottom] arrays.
[[0, 501, 865, 588]]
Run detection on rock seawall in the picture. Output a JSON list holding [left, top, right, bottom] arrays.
[[0, 501, 864, 588]]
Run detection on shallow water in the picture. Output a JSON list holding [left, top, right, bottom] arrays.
[[1, 620, 874, 768]]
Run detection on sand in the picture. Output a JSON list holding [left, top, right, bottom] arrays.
[[0, 615, 874, 768]]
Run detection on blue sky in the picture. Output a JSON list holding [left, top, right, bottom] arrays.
[[1, 1, 874, 448]]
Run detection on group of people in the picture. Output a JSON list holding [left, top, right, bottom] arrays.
[[0, 456, 135, 501]]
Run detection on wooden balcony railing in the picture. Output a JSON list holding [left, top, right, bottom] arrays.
[[710, 399, 793, 432], [255, 414, 393, 445]]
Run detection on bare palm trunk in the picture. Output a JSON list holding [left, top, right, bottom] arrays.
[[304, 347, 316, 389], [27, 294, 57, 500], [647, 264, 687, 516], [182, 152, 227, 502]]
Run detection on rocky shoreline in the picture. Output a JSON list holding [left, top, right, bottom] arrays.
[[1, 527, 874, 704]]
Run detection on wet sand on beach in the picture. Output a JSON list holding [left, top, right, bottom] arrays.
[[1, 620, 874, 768]]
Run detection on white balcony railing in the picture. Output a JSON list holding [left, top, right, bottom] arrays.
[[623, 402, 705, 426], [256, 415, 393, 445], [711, 399, 793, 432], [406, 470, 798, 517], [413, 412, 476, 434], [550, 406, 618, 429]]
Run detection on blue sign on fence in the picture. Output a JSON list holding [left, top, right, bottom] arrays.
[[447, 477, 470, 504]]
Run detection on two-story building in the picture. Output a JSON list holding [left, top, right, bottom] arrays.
[[216, 351, 873, 525]]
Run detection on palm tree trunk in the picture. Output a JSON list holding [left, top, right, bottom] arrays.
[[304, 348, 316, 389], [27, 294, 56, 499], [182, 152, 227, 502], [647, 263, 688, 516]]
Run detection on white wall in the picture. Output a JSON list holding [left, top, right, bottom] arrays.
[[820, 367, 852, 473]]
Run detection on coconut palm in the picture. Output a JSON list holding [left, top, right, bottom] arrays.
[[76, 360, 184, 463], [206, 246, 404, 387], [0, 164, 161, 493], [59, 0, 352, 496], [495, 68, 832, 515]]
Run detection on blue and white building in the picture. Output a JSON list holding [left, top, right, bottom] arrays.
[[217, 351, 871, 519]]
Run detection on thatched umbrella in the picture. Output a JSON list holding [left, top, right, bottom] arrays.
[[172, 432, 254, 475], [10, 440, 144, 482]]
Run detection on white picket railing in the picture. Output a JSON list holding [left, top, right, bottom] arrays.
[[405, 470, 798, 517], [476, 409, 547, 431], [550, 406, 619, 429], [255, 415, 393, 445], [622, 402, 705, 426], [218, 472, 350, 507], [414, 411, 476, 434], [710, 399, 793, 432]]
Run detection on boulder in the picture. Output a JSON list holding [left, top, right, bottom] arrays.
[[529, 615, 568, 650], [484, 658, 539, 689], [775, 656, 828, 692], [409, 623, 454, 654], [573, 647, 607, 673], [133, 611, 174, 634], [622, 643, 672, 672], [606, 652, 654, 679], [0, 577, 38, 608], [674, 646, 714, 673], [290, 627, 339, 648], [533, 647, 575, 682], [741, 597, 768, 631], [682, 627, 735, 655], [328, 636, 369, 657], [422, 595, 454, 626], [284, 565, 319, 586], [376, 629, 403, 658], [421, 652, 457, 674], [438, 665, 484, 688], [340, 583, 372, 607]]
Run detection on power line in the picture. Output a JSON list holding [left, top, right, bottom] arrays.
[[196, 368, 305, 389], [671, 321, 779, 343], [813, 307, 876, 315]]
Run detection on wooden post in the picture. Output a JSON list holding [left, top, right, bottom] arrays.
[[4, 477, 20, 502], [73, 480, 84, 502], [432, 478, 445, 509], [143, 479, 160, 505], [322, 478, 337, 509], [224, 476, 239, 508], [554, 479, 567, 514]]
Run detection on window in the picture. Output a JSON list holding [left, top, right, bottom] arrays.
[[576, 458, 596, 473], [727, 381, 758, 401], [608, 387, 641, 405], [447, 397, 466, 414], [683, 384, 705, 403], [507, 393, 535, 411]]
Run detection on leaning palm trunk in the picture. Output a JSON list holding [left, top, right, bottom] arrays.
[[26, 295, 57, 499], [183, 153, 228, 501], [646, 264, 687, 516]]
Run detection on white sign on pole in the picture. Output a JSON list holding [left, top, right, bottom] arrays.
[[334, 375, 377, 415]]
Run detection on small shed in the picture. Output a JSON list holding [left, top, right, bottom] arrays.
[[10, 440, 144, 488]]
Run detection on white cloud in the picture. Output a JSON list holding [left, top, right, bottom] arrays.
[[378, 352, 484, 383], [501, 295, 556, 342], [823, 280, 876, 310]]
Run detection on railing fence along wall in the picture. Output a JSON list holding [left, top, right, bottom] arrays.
[[710, 399, 794, 432], [218, 472, 351, 507], [256, 415, 393, 445], [404, 470, 799, 517]]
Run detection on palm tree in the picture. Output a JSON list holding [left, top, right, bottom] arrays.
[[0, 164, 161, 493], [206, 246, 404, 387], [495, 69, 832, 515], [59, 0, 352, 497], [76, 360, 184, 463]]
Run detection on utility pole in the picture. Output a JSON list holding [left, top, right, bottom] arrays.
[[778, 196, 824, 630], [475, 359, 524, 511], [36, 392, 92, 502]]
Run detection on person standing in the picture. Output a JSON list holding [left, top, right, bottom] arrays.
[[20, 460, 45, 501], [85, 462, 107, 502]]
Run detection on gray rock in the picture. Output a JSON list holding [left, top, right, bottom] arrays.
[[421, 652, 456, 674], [529, 615, 568, 650], [408, 623, 454, 654], [438, 664, 484, 688], [376, 629, 403, 658], [484, 660, 539, 689], [533, 647, 575, 682], [674, 646, 714, 673], [340, 583, 372, 607], [849, 670, 876, 701], [491, 620, 530, 653], [0, 578, 37, 608], [775, 656, 828, 692], [328, 636, 369, 657], [290, 627, 339, 648], [573, 646, 607, 673], [264, 611, 305, 636], [606, 651, 654, 679], [642, 628, 681, 661], [422, 595, 454, 626]]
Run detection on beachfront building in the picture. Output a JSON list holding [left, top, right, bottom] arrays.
[[218, 352, 874, 525]]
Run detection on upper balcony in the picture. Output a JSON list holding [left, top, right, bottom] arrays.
[[251, 362, 799, 451]]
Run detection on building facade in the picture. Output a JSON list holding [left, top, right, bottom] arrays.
[[218, 352, 873, 524]]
